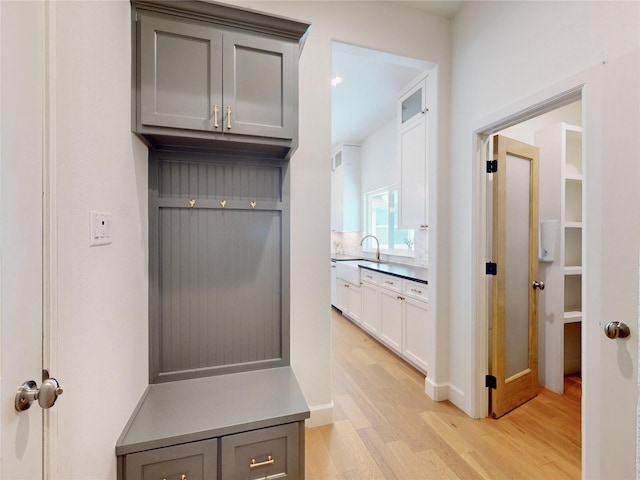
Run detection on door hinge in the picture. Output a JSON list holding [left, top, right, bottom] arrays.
[[485, 262, 497, 275], [486, 160, 497, 173], [485, 374, 497, 389]]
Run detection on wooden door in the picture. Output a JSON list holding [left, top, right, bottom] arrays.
[[490, 135, 541, 418], [1, 1, 45, 476]]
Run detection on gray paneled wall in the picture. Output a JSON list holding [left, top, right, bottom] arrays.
[[150, 154, 287, 382]]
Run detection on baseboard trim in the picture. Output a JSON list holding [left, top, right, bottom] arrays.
[[305, 401, 334, 427], [425, 377, 450, 401]]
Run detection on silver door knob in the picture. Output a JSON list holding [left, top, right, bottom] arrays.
[[604, 321, 630, 339], [15, 377, 63, 412], [532, 280, 545, 290]]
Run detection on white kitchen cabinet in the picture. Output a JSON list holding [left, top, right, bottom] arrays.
[[337, 265, 429, 376], [330, 262, 337, 307], [403, 296, 429, 372], [331, 144, 361, 232], [346, 282, 362, 324], [361, 272, 381, 336], [379, 287, 403, 353], [377, 272, 429, 373], [335, 277, 348, 312], [336, 277, 361, 324], [398, 75, 429, 229]]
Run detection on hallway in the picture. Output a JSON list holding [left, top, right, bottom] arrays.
[[304, 309, 581, 479]]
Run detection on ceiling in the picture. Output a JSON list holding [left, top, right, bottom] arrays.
[[331, 0, 466, 146], [331, 42, 431, 147], [331, 2, 466, 147], [393, 0, 465, 18]]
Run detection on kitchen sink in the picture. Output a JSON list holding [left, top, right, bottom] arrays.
[[335, 260, 380, 284]]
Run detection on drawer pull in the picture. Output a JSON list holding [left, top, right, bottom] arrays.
[[250, 455, 274, 469], [385, 280, 394, 285], [411, 288, 423, 294], [365, 274, 373, 279]]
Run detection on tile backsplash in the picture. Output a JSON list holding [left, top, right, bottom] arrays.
[[331, 229, 428, 267]]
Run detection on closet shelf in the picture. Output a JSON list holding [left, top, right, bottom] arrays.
[[564, 266, 582, 275], [564, 311, 582, 324], [564, 221, 582, 229], [565, 173, 583, 182]]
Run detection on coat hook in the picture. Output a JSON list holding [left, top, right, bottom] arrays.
[[220, 200, 227, 208], [188, 199, 196, 208], [250, 201, 257, 209]]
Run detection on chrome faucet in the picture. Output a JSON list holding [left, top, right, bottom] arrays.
[[360, 235, 380, 262]]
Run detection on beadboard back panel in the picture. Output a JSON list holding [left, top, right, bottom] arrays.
[[149, 151, 289, 382]]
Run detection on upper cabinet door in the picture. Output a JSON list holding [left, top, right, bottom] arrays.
[[397, 75, 429, 229], [398, 77, 427, 127], [139, 12, 222, 131], [222, 32, 295, 140]]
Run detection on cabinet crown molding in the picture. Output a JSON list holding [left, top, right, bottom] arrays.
[[131, 0, 310, 41]]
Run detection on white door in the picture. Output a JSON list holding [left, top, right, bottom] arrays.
[[583, 51, 640, 478], [1, 2, 52, 478]]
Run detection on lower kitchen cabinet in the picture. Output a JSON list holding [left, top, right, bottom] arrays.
[[336, 277, 361, 324], [361, 281, 381, 335], [379, 288, 403, 353], [358, 269, 429, 375], [403, 296, 429, 372]]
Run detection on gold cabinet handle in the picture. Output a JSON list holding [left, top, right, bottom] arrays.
[[213, 104, 219, 129], [226, 106, 232, 130], [250, 455, 274, 469], [411, 288, 423, 294]]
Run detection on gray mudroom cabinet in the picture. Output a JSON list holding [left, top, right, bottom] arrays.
[[132, 0, 306, 157], [117, 2, 310, 479]]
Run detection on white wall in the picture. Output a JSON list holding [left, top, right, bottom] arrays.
[[221, 0, 451, 425], [52, 2, 148, 478]]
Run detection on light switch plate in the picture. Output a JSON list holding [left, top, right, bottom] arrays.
[[90, 211, 112, 246]]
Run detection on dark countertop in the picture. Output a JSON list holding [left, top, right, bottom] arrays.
[[358, 262, 428, 284], [115, 366, 309, 456]]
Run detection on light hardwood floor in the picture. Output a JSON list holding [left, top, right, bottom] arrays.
[[305, 309, 581, 479]]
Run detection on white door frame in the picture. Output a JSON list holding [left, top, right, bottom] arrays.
[[469, 62, 610, 475], [43, 1, 58, 478], [470, 84, 584, 418]]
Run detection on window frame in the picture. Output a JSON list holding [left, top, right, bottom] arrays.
[[363, 185, 415, 258]]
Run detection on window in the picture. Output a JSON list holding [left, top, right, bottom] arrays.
[[364, 186, 415, 254]]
